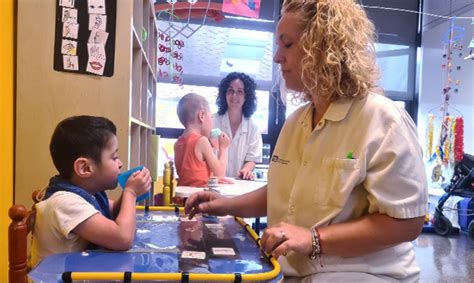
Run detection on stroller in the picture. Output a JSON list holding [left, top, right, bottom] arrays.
[[433, 153, 474, 240]]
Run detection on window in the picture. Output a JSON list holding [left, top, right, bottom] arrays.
[[156, 82, 269, 134], [154, 1, 421, 163], [155, 1, 281, 162], [283, 43, 414, 118]]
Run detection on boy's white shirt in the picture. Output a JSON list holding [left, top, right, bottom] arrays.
[[30, 191, 99, 267]]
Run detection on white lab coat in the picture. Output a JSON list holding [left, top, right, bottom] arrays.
[[213, 112, 263, 177]]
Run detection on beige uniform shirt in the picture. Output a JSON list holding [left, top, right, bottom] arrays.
[[30, 191, 99, 267], [267, 93, 428, 281]]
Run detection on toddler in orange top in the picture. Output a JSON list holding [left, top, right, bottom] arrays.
[[174, 93, 231, 187]]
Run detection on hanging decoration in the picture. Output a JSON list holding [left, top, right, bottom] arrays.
[[158, 31, 184, 85], [454, 117, 464, 162], [427, 114, 435, 158], [155, 1, 226, 85], [426, 17, 467, 186]]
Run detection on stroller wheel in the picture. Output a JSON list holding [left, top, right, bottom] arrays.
[[434, 214, 453, 236], [468, 221, 474, 242]]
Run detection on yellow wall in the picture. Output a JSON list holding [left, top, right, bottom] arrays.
[[0, 0, 15, 281], [15, 0, 132, 205]]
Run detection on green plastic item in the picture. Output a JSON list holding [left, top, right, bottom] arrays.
[[141, 27, 148, 42]]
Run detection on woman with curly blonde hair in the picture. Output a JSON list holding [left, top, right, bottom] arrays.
[[185, 0, 428, 281]]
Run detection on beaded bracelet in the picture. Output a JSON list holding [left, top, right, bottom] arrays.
[[309, 227, 323, 267]]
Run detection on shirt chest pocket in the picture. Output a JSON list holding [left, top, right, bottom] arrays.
[[313, 157, 361, 207]]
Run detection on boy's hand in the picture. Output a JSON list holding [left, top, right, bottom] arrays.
[[218, 133, 231, 149], [124, 167, 151, 197], [218, 177, 234, 184], [209, 137, 219, 149]]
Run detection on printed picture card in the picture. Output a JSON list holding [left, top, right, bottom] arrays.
[[151, 215, 179, 222], [62, 7, 78, 23], [87, 43, 106, 61], [89, 14, 107, 31], [63, 55, 79, 70], [205, 223, 224, 229], [88, 0, 106, 15], [61, 39, 78, 55], [212, 247, 236, 256], [88, 28, 109, 44], [59, 0, 75, 8], [181, 251, 206, 260], [86, 55, 106, 75], [180, 216, 197, 222], [62, 22, 79, 39]]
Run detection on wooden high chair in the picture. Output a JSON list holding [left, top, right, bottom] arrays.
[[8, 190, 42, 283]]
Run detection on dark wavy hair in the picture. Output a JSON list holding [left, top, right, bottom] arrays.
[[216, 72, 257, 118], [50, 115, 117, 179]]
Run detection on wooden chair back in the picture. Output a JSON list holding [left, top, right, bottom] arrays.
[[8, 190, 42, 283]]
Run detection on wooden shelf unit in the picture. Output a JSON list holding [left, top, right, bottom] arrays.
[[129, 0, 158, 169]]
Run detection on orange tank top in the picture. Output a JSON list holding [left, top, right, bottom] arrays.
[[174, 133, 211, 187]]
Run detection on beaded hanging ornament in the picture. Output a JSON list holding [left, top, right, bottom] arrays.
[[454, 117, 464, 161], [428, 17, 466, 183]]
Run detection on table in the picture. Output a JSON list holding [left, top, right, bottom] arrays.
[[175, 179, 268, 234], [175, 179, 266, 198], [28, 207, 280, 282]]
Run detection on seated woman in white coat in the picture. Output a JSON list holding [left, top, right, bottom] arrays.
[[213, 72, 263, 180]]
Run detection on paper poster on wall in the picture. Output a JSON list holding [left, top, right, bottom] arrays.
[[222, 0, 261, 19], [53, 0, 116, 77]]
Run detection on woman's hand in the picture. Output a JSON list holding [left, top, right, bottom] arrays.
[[184, 191, 227, 219], [238, 168, 255, 180], [260, 222, 313, 259]]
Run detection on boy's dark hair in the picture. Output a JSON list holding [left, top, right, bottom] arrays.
[[216, 72, 257, 118], [50, 115, 117, 179]]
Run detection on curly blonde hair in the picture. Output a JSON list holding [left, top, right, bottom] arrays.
[[282, 0, 380, 102]]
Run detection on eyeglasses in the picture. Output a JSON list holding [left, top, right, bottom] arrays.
[[226, 88, 245, 96]]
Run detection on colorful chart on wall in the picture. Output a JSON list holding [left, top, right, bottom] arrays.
[[222, 0, 261, 18], [53, 0, 117, 77]]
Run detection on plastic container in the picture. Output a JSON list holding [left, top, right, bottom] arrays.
[[117, 165, 150, 202], [210, 128, 221, 138]]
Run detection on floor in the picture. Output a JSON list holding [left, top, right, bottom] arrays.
[[414, 231, 474, 282]]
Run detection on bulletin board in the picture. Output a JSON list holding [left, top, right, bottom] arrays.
[[53, 0, 117, 77]]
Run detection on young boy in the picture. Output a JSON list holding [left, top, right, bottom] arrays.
[[30, 115, 151, 267], [174, 93, 230, 187]]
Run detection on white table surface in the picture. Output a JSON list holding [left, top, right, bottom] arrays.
[[175, 179, 266, 198]]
